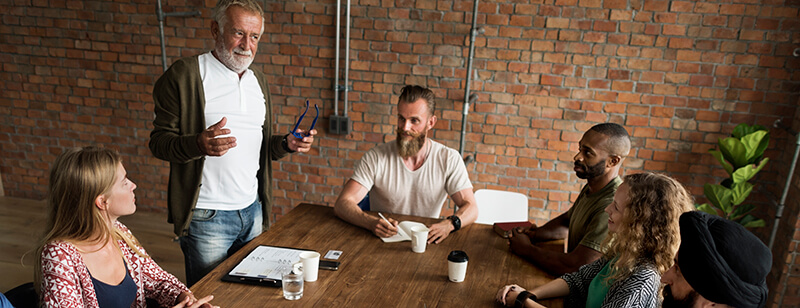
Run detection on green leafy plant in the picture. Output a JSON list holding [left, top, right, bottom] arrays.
[[697, 123, 769, 228]]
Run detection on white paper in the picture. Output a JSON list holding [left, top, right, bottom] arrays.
[[228, 246, 305, 280], [381, 221, 427, 243]]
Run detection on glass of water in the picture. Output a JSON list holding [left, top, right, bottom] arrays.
[[282, 270, 304, 300]]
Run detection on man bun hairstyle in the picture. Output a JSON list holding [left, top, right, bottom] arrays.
[[398, 85, 436, 116]]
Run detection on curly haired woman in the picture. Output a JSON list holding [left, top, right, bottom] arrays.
[[496, 172, 694, 308], [36, 147, 217, 308]]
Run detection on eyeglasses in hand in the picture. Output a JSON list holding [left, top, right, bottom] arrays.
[[290, 100, 318, 139]]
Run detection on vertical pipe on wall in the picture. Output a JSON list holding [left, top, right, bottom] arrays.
[[460, 0, 481, 157], [333, 0, 341, 116], [769, 131, 800, 249], [343, 0, 351, 117], [155, 0, 199, 72], [157, 0, 168, 72]]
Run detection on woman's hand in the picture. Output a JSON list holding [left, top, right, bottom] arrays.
[[496, 284, 525, 307], [173, 293, 218, 308]]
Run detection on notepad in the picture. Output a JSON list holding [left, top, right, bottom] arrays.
[[381, 221, 427, 242]]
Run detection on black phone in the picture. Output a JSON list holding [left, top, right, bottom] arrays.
[[319, 260, 340, 271]]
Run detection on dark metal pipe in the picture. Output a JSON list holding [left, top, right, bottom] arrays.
[[459, 0, 481, 156], [156, 0, 200, 72]]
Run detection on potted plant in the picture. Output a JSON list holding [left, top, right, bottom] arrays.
[[696, 123, 769, 228]]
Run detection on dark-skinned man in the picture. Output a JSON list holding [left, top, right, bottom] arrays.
[[508, 123, 631, 276]]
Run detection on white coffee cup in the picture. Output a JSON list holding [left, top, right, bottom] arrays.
[[411, 226, 429, 253], [447, 250, 468, 282], [299, 251, 320, 282]]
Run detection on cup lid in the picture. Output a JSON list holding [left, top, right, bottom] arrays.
[[448, 250, 468, 262]]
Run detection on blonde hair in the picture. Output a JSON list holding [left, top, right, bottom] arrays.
[[35, 147, 145, 289], [602, 172, 694, 283]]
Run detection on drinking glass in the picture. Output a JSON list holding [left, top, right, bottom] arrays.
[[282, 270, 304, 300]]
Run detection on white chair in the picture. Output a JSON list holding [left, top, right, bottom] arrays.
[[473, 189, 528, 225]]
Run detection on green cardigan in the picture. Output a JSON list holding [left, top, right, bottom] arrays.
[[149, 55, 290, 237]]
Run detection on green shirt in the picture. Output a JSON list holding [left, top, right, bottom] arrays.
[[586, 259, 615, 307], [565, 176, 621, 252]]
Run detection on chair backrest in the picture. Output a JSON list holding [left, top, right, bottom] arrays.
[[357, 193, 370, 211], [474, 189, 528, 225]]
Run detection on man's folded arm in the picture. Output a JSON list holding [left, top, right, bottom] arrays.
[[333, 179, 372, 229]]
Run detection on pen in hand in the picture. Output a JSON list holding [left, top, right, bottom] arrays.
[[377, 212, 400, 238], [378, 212, 394, 227]]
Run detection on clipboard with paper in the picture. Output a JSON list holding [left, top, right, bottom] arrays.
[[222, 245, 312, 287]]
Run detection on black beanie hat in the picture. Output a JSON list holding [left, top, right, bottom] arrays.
[[677, 211, 771, 308]]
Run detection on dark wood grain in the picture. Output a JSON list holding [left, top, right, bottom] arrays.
[[191, 204, 564, 307]]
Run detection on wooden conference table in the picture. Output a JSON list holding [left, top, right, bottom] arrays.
[[191, 204, 564, 307]]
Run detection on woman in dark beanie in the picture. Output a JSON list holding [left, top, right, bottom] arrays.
[[661, 211, 771, 308]]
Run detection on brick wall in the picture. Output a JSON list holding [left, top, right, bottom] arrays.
[[1, 0, 799, 304]]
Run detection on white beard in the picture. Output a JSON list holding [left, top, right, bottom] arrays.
[[215, 40, 254, 73]]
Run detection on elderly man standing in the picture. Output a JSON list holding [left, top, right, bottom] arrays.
[[149, 0, 316, 286], [661, 211, 771, 308], [334, 85, 478, 244]]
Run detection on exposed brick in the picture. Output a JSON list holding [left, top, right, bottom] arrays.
[[668, 37, 694, 49], [740, 30, 766, 42], [695, 3, 719, 14], [594, 21, 618, 32], [546, 17, 570, 29], [720, 4, 745, 15], [663, 24, 687, 36]]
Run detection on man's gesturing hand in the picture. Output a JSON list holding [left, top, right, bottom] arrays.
[[197, 117, 237, 156]]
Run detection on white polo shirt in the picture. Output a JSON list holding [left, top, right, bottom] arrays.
[[195, 51, 266, 210]]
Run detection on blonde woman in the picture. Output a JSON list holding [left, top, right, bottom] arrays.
[[496, 172, 694, 308], [37, 147, 216, 308]]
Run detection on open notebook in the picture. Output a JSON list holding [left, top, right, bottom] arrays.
[[381, 221, 427, 242]]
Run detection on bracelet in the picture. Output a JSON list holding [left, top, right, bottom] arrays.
[[514, 291, 532, 308], [514, 290, 537, 308]]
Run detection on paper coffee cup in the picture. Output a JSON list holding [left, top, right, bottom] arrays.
[[447, 250, 468, 282], [411, 226, 429, 253], [299, 251, 320, 282]]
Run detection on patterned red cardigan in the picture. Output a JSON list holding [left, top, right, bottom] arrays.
[[39, 221, 191, 307]]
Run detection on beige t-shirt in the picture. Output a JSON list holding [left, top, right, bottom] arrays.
[[565, 176, 621, 253], [351, 140, 473, 218]]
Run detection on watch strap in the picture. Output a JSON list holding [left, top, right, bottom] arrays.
[[447, 215, 461, 232]]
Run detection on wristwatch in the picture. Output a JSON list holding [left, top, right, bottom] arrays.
[[447, 215, 461, 232], [281, 134, 296, 153]]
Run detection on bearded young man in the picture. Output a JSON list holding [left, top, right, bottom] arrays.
[[507, 123, 631, 276], [149, 0, 316, 286], [334, 85, 478, 244]]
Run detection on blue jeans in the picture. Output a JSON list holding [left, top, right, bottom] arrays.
[[180, 199, 263, 286]]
